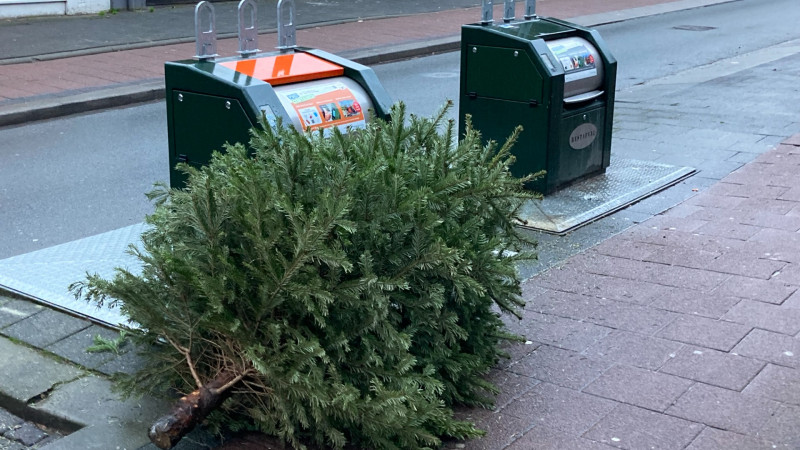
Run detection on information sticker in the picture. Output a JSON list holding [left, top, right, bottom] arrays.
[[547, 39, 598, 82], [282, 82, 366, 132]]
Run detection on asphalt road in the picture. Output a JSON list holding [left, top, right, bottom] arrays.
[[1, 0, 799, 260]]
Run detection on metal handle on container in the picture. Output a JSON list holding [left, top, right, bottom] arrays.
[[503, 0, 514, 23], [277, 0, 297, 51], [564, 90, 604, 104], [194, 1, 218, 61], [480, 0, 493, 25], [524, 0, 536, 20], [237, 0, 260, 57]]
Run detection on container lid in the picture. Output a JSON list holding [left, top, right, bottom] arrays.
[[219, 52, 344, 86]]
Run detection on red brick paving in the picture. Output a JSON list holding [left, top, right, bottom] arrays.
[[456, 135, 800, 449], [0, 0, 714, 102]]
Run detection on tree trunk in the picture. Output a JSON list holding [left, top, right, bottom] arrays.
[[148, 371, 237, 449]]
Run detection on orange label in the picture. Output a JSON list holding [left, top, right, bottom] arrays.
[[282, 82, 366, 132]]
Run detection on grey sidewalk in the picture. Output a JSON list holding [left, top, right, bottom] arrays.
[[469, 134, 800, 449]]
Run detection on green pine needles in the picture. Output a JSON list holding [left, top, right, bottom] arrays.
[[71, 102, 539, 449]]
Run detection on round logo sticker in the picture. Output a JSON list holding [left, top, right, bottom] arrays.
[[569, 123, 598, 150]]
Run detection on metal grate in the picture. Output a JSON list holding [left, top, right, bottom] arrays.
[[0, 223, 147, 328], [516, 158, 695, 234]]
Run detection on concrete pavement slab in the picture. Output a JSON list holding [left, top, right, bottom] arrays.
[[0, 299, 43, 329], [758, 405, 800, 448], [0, 436, 26, 450], [510, 312, 613, 353], [495, 340, 541, 372], [666, 383, 779, 435], [647, 289, 742, 319], [509, 345, 612, 391], [0, 338, 85, 405], [32, 375, 166, 429], [525, 289, 595, 321], [743, 364, 800, 406], [2, 308, 91, 348], [722, 300, 800, 335], [584, 330, 683, 371], [734, 329, 800, 369], [685, 427, 782, 450], [502, 382, 618, 435], [713, 275, 798, 305], [584, 298, 678, 336], [4, 422, 47, 446], [655, 315, 752, 352], [703, 251, 788, 280], [582, 364, 692, 412], [95, 348, 146, 376], [0, 408, 24, 434], [506, 427, 616, 450], [39, 422, 151, 450], [44, 325, 123, 370], [659, 346, 765, 391], [582, 403, 703, 450], [485, 370, 540, 411], [578, 253, 730, 291], [449, 408, 528, 450]]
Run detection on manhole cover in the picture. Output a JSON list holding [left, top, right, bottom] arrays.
[[672, 25, 717, 31]]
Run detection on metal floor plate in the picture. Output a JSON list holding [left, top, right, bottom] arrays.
[[0, 223, 146, 328], [517, 158, 695, 234]]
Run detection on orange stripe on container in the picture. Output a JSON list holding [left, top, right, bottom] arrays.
[[219, 53, 344, 86]]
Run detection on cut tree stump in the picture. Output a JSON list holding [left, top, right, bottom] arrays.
[[149, 372, 237, 449]]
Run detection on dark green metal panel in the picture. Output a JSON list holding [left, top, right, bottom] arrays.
[[557, 106, 606, 183], [165, 61, 291, 188], [169, 90, 255, 187], [465, 45, 542, 102], [462, 96, 550, 192]]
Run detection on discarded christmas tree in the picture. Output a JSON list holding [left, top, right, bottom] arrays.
[[71, 102, 539, 449]]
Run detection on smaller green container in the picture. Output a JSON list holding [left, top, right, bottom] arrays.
[[459, 16, 617, 194]]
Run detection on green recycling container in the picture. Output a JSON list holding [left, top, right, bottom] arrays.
[[165, 0, 392, 188], [459, 13, 617, 194]]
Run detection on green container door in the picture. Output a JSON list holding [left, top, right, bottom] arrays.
[[170, 90, 255, 187], [557, 107, 606, 183], [464, 45, 543, 103]]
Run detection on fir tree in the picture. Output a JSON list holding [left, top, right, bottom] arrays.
[[71, 102, 539, 449]]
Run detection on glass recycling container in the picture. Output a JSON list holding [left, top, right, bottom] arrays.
[[166, 0, 392, 188], [459, 0, 617, 194]]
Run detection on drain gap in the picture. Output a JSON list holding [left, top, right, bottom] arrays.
[[672, 25, 717, 32]]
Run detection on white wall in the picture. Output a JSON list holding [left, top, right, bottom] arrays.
[[0, 0, 109, 18], [66, 0, 108, 14]]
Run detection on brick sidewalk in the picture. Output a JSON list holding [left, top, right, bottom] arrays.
[[454, 135, 800, 449], [0, 0, 715, 104]]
